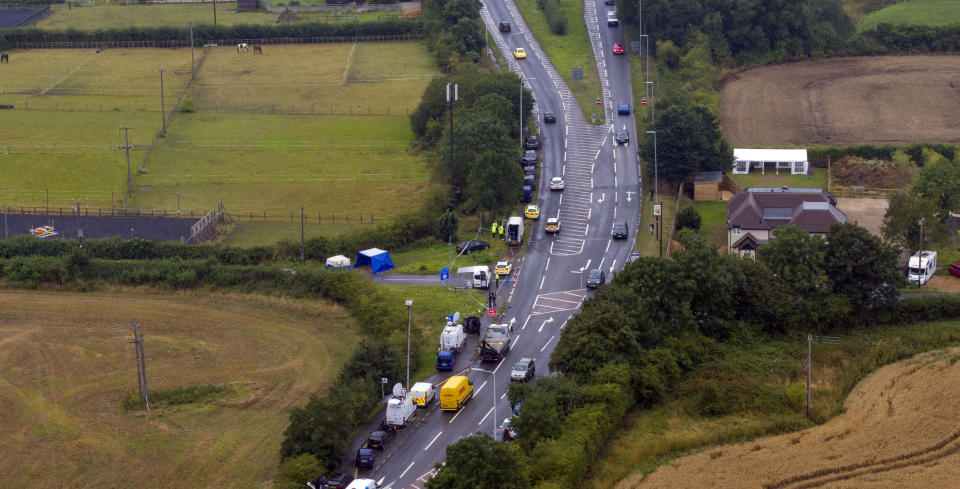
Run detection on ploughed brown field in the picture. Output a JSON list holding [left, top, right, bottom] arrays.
[[721, 55, 960, 147], [635, 348, 960, 489]]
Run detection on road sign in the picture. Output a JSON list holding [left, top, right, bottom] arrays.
[[591, 113, 598, 121], [641, 98, 647, 105], [653, 204, 662, 216], [595, 97, 602, 105], [381, 377, 388, 384], [440, 267, 449, 281], [487, 308, 497, 317], [572, 68, 583, 80]]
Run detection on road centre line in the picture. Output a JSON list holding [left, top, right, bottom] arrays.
[[511, 333, 521, 349], [540, 336, 555, 352], [448, 407, 465, 424], [475, 380, 487, 395], [599, 257, 605, 270], [399, 461, 416, 479], [424, 432, 443, 451], [613, 207, 617, 218], [545, 257, 551, 270], [584, 224, 589, 236], [606, 240, 611, 252], [539, 276, 545, 290], [478, 407, 494, 425], [522, 316, 531, 330]]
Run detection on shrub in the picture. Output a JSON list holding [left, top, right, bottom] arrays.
[[177, 97, 196, 113], [281, 454, 323, 485], [542, 0, 567, 35], [676, 205, 702, 231]]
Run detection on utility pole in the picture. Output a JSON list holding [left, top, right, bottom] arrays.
[[189, 21, 195, 81], [213, 0, 217, 27], [446, 83, 457, 198], [119, 126, 133, 199], [130, 321, 150, 412], [806, 335, 839, 419], [519, 79, 523, 148], [405, 300, 413, 390], [300, 206, 305, 265], [158, 68, 166, 136]]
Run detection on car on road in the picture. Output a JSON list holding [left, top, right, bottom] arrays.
[[519, 149, 537, 165], [523, 164, 537, 176], [355, 448, 375, 468], [367, 430, 387, 450], [513, 47, 527, 59], [604, 0, 614, 4], [525, 204, 541, 219], [345, 480, 379, 489], [612, 42, 624, 55], [612, 222, 628, 239], [549, 177, 564, 190], [511, 357, 536, 381], [525, 135, 539, 150], [545, 217, 560, 234], [457, 240, 489, 254], [616, 128, 629, 144], [586, 268, 606, 288], [464, 315, 482, 334], [606, 10, 619, 26], [495, 260, 513, 276], [324, 473, 354, 489], [543, 111, 557, 123], [950, 262, 960, 278], [499, 21, 511, 32], [618, 101, 630, 115]]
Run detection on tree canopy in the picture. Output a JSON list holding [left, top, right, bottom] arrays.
[[425, 434, 530, 489], [642, 99, 731, 185]]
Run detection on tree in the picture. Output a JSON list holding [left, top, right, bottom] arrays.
[[643, 99, 731, 185], [438, 210, 459, 242], [465, 151, 522, 213], [881, 192, 943, 250], [510, 390, 563, 449], [913, 152, 960, 218], [676, 205, 701, 231], [757, 225, 827, 298], [425, 433, 530, 489], [280, 454, 323, 487], [824, 222, 903, 308]]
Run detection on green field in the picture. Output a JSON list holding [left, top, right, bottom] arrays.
[[692, 200, 728, 247], [39, 2, 282, 29], [856, 0, 960, 32], [730, 167, 828, 190], [514, 0, 603, 123]]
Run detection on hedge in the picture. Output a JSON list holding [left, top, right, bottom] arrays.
[[807, 142, 956, 166]]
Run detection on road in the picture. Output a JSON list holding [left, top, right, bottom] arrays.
[[350, 1, 641, 487]]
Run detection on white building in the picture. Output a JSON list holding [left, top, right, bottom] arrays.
[[733, 148, 809, 175]]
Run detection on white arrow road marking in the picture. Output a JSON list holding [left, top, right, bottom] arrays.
[[625, 191, 634, 202], [540, 336, 555, 352], [597, 192, 605, 203], [424, 432, 443, 451], [399, 461, 416, 479], [538, 317, 554, 332]]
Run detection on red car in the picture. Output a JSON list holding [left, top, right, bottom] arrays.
[[612, 43, 624, 55], [949, 262, 960, 278]]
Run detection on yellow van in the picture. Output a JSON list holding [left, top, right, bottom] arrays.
[[440, 375, 474, 412]]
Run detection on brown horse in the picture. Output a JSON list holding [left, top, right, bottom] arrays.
[[169, 40, 177, 50], [253, 45, 263, 55], [0, 54, 8, 64]]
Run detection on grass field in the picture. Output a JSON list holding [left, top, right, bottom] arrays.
[[730, 167, 828, 190], [0, 49, 193, 207], [514, 0, 603, 123], [584, 319, 960, 489], [855, 0, 960, 32], [222, 221, 371, 247], [691, 200, 727, 247], [39, 2, 282, 29], [0, 289, 361, 489]]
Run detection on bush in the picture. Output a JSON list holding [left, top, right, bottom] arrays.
[[676, 205, 701, 231], [542, 0, 567, 35], [281, 454, 323, 486], [177, 97, 196, 113]]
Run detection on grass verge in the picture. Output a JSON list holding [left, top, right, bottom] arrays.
[[855, 0, 960, 32]]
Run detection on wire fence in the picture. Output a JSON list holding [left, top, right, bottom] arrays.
[[15, 34, 419, 50], [197, 102, 415, 115], [0, 205, 384, 224]]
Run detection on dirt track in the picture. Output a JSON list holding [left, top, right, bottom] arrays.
[[636, 348, 960, 489], [721, 56, 960, 147]]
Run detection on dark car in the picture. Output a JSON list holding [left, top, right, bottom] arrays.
[[543, 111, 557, 123], [586, 268, 605, 288], [499, 21, 511, 32], [325, 473, 353, 489], [604, 0, 614, 4], [615, 128, 629, 144], [457, 240, 490, 254], [523, 164, 537, 176], [950, 262, 960, 278], [523, 174, 535, 188], [356, 448, 375, 468], [617, 101, 630, 115], [525, 135, 539, 150], [464, 316, 482, 334], [368, 430, 387, 450], [519, 149, 537, 165], [612, 222, 628, 239]]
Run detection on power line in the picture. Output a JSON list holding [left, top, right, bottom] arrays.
[[130, 321, 150, 412]]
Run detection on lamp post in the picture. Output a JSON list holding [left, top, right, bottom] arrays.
[[519, 78, 523, 149], [645, 80, 655, 124], [405, 299, 413, 390], [639, 34, 650, 85], [158, 68, 166, 136], [917, 217, 925, 291], [646, 130, 661, 258]]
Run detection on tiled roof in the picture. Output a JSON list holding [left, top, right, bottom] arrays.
[[727, 188, 846, 234]]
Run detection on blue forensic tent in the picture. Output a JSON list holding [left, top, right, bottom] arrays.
[[354, 248, 394, 274]]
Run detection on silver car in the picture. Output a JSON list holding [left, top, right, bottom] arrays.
[[511, 358, 536, 381]]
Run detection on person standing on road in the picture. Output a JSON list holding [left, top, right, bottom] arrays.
[[495, 272, 500, 289]]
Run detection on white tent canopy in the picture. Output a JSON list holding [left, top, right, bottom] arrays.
[[733, 148, 809, 175], [325, 255, 351, 270]]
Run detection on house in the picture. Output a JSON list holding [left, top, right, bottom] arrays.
[[732, 148, 809, 175], [693, 171, 722, 201], [726, 187, 845, 258]]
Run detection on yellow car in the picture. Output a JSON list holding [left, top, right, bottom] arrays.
[[494, 260, 513, 276], [525, 204, 540, 219], [513, 47, 527, 59]]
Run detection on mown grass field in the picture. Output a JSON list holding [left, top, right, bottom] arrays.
[[39, 2, 283, 29], [691, 200, 727, 247], [514, 0, 603, 123], [0, 49, 192, 207], [0, 289, 361, 489], [730, 167, 828, 190], [855, 0, 960, 32]]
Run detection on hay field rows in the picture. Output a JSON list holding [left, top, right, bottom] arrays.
[[634, 348, 960, 489], [720, 55, 960, 148], [0, 289, 360, 489]]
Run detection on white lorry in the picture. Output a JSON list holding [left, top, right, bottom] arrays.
[[384, 383, 416, 429], [457, 265, 490, 289], [908, 250, 937, 285], [506, 216, 524, 245]]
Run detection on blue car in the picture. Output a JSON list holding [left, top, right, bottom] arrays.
[[618, 101, 630, 115], [356, 448, 375, 468]]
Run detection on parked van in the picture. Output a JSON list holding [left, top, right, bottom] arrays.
[[440, 375, 474, 412], [908, 250, 937, 285], [410, 382, 435, 408], [344, 479, 379, 489]]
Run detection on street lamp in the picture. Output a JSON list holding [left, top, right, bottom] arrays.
[[405, 299, 413, 390], [644, 80, 655, 124], [639, 34, 650, 85], [646, 130, 662, 259]]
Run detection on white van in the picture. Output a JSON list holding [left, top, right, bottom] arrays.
[[457, 265, 490, 289], [908, 250, 937, 285], [440, 323, 467, 352], [410, 382, 435, 408], [345, 479, 380, 489]]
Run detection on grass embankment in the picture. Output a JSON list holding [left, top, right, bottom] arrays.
[[0, 289, 361, 489], [855, 0, 960, 32], [0, 49, 191, 207], [583, 318, 960, 488], [514, 0, 602, 123]]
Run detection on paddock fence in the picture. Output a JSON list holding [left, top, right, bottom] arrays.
[[15, 33, 420, 49], [1, 205, 385, 225]]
